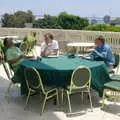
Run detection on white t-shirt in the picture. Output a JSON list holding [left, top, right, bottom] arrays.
[[41, 40, 59, 55]]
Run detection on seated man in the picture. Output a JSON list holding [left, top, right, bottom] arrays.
[[4, 38, 33, 71], [41, 33, 59, 56], [91, 35, 115, 71]]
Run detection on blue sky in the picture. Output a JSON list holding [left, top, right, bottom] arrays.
[[0, 0, 119, 17]]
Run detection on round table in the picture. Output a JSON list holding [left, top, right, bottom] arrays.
[[67, 42, 95, 54], [15, 56, 110, 97]]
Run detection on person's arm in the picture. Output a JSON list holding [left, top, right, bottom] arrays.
[[7, 55, 23, 64], [41, 46, 49, 56], [16, 47, 34, 59], [23, 55, 34, 59], [50, 41, 59, 56], [7, 54, 34, 64], [94, 49, 108, 59], [50, 49, 59, 55], [94, 48, 109, 59], [91, 45, 110, 59]]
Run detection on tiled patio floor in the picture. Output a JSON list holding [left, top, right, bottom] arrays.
[[0, 63, 120, 120]]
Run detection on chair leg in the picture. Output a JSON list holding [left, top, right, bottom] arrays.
[[2, 62, 11, 80], [25, 89, 31, 107], [5, 82, 13, 98], [88, 89, 93, 112], [66, 91, 72, 113], [40, 94, 47, 115], [116, 65, 119, 74], [56, 90, 59, 106], [102, 89, 106, 109], [81, 92, 84, 101], [61, 89, 64, 105], [114, 92, 117, 105]]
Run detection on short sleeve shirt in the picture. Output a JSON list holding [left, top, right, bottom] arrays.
[[6, 47, 23, 68], [41, 40, 59, 55]]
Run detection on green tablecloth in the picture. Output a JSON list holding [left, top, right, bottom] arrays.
[[15, 56, 110, 97]]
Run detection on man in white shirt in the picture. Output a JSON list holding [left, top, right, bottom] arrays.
[[41, 33, 59, 56]]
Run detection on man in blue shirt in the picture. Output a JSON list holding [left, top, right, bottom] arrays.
[[91, 35, 115, 71]]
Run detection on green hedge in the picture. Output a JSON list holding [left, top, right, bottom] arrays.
[[85, 24, 120, 32]]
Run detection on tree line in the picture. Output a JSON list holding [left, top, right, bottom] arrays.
[[2, 10, 120, 32], [1, 10, 88, 30]]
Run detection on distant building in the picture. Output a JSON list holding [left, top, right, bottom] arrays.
[[0, 15, 2, 27], [35, 14, 44, 20], [86, 17, 104, 25], [24, 23, 33, 28], [0, 21, 2, 27], [110, 18, 120, 26]]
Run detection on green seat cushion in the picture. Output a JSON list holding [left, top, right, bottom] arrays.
[[104, 81, 120, 91], [110, 75, 120, 81]]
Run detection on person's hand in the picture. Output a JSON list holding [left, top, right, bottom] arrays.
[[47, 43, 52, 47], [36, 56, 40, 59], [94, 50, 100, 56], [80, 55, 86, 59], [94, 50, 98, 53], [19, 54, 24, 59], [92, 50, 97, 54]]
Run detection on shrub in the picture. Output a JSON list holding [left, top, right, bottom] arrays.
[[85, 24, 120, 32]]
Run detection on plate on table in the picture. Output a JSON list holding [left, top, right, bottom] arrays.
[[83, 56, 91, 59], [77, 54, 84, 57], [78, 55, 92, 60], [29, 58, 37, 61], [82, 56, 93, 60], [47, 55, 58, 58]]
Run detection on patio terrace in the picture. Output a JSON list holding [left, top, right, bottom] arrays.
[[0, 28, 120, 120]]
